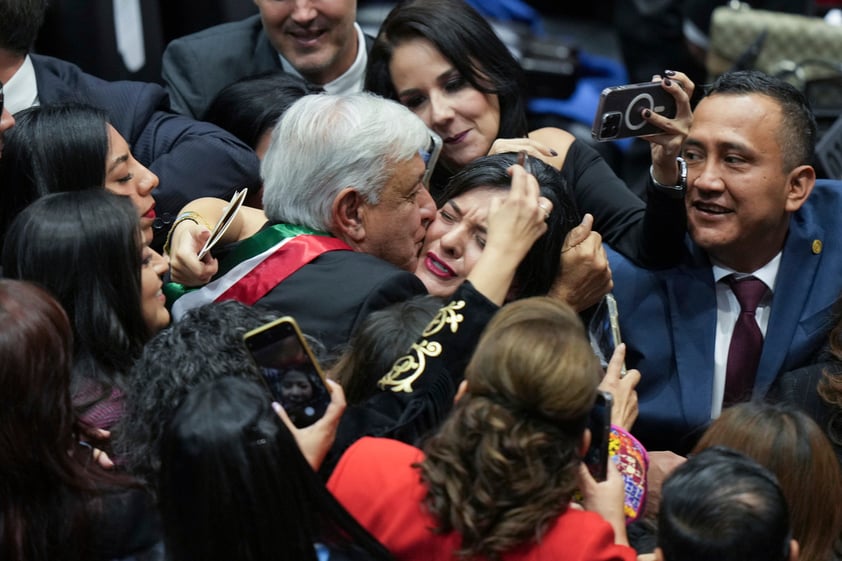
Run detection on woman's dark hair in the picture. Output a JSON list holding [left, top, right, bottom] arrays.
[[204, 71, 320, 149], [0, 279, 100, 560], [2, 190, 147, 418], [366, 0, 528, 143], [330, 295, 444, 404], [159, 376, 394, 561], [439, 152, 580, 299], [0, 102, 110, 248]]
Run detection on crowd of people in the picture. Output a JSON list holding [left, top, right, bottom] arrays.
[[2, 0, 842, 560]]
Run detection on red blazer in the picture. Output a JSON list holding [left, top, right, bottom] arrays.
[[328, 437, 637, 561]]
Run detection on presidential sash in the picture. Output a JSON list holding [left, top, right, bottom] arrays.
[[166, 223, 351, 320]]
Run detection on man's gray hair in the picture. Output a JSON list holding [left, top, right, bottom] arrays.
[[261, 92, 430, 230]]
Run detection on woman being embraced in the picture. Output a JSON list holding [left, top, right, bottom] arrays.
[[2, 190, 169, 432], [327, 297, 634, 560]]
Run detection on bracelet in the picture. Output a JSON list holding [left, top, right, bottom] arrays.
[[649, 156, 687, 192], [163, 211, 210, 255]]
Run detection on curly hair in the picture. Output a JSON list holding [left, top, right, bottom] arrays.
[[419, 297, 601, 559], [114, 301, 278, 489], [819, 315, 842, 451]]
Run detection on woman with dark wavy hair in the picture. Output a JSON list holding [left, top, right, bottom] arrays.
[[2, 190, 169, 431], [0, 279, 160, 561], [328, 297, 635, 561]]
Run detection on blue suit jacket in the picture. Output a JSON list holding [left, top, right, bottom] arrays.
[[32, 54, 262, 251], [607, 179, 842, 453]]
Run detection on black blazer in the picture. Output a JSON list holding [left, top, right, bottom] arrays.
[[162, 14, 375, 119], [32, 53, 262, 251]]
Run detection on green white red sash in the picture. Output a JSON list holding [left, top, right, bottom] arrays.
[[166, 223, 351, 320]]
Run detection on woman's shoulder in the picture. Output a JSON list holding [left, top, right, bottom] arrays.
[[527, 127, 576, 169]]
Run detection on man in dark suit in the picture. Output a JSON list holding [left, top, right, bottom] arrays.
[[605, 71, 842, 455], [162, 0, 370, 118], [169, 92, 437, 356], [0, 0, 261, 252]]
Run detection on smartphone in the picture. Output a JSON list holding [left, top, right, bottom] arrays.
[[243, 316, 331, 428], [588, 293, 627, 377], [591, 81, 678, 141], [421, 130, 443, 188], [584, 390, 613, 481]]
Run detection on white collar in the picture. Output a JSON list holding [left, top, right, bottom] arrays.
[[278, 22, 366, 94], [4, 54, 39, 114], [712, 251, 782, 293]]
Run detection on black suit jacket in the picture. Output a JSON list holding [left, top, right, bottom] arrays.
[[253, 249, 428, 357], [162, 14, 375, 119], [32, 54, 262, 251]]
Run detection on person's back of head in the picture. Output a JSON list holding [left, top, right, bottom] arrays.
[[0, 0, 45, 55], [705, 70, 816, 171], [2, 190, 147, 399], [260, 92, 429, 231], [159, 376, 393, 561], [420, 296, 602, 559], [115, 300, 277, 488], [203, 71, 319, 154], [330, 294, 443, 404], [657, 446, 797, 561], [0, 103, 110, 247], [693, 401, 842, 561]]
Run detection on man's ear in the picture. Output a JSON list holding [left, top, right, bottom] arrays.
[[784, 165, 815, 213], [332, 188, 366, 243]]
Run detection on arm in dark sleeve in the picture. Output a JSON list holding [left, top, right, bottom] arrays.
[[320, 281, 498, 477], [132, 110, 261, 251], [562, 140, 686, 268]]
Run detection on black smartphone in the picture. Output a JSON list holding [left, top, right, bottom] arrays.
[[584, 390, 613, 481], [591, 81, 678, 141], [243, 316, 331, 428]]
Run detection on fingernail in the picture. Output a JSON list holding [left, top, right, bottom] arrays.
[[663, 78, 672, 86], [664, 69, 676, 76], [550, 148, 559, 157], [642, 108, 652, 118], [271, 402, 283, 414]]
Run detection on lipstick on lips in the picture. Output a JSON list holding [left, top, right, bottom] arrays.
[[425, 252, 456, 279], [444, 130, 469, 144], [142, 206, 156, 220]]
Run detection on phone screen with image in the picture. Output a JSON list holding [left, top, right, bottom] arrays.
[[244, 317, 331, 428]]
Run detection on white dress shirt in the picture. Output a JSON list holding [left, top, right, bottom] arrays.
[[3, 55, 39, 114]]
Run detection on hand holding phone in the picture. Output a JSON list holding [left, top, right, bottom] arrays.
[[244, 316, 332, 428], [591, 81, 678, 141]]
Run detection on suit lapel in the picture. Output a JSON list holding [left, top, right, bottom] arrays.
[[755, 215, 824, 393], [665, 245, 718, 425]]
